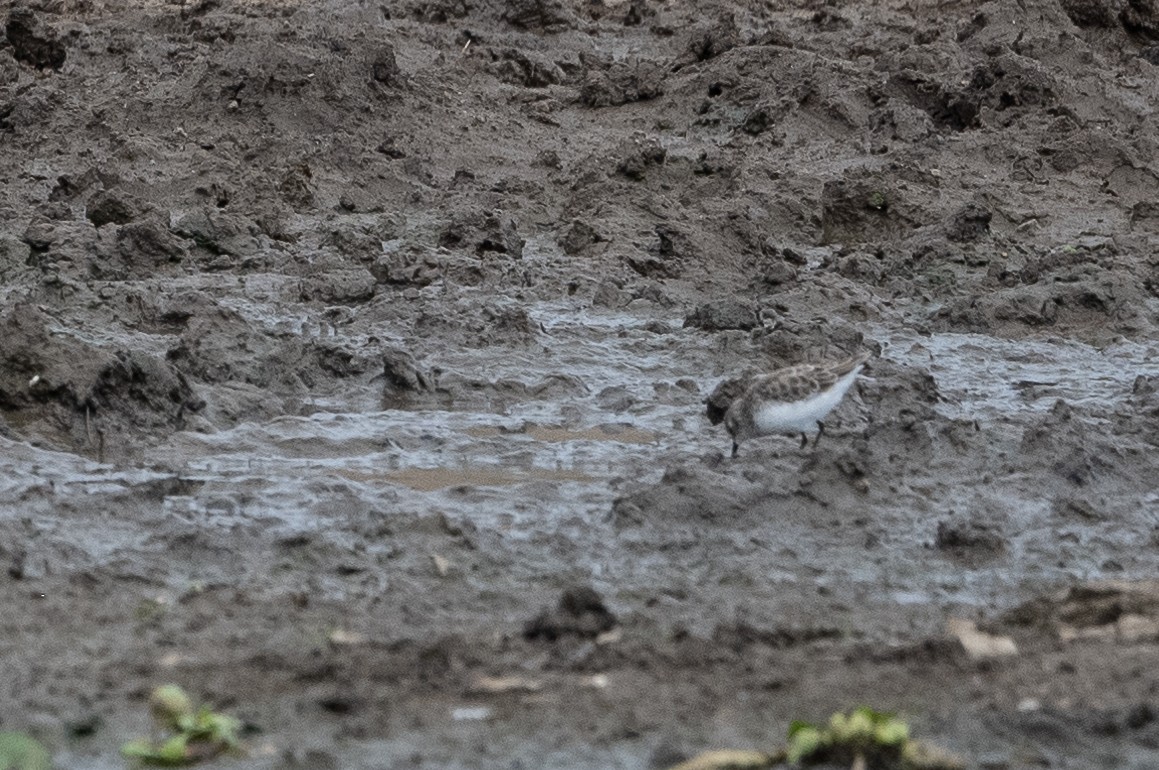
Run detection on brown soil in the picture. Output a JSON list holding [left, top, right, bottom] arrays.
[[3, 0, 1159, 767]]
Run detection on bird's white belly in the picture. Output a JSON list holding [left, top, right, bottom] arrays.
[[752, 370, 859, 435]]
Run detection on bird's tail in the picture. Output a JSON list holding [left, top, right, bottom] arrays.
[[835, 350, 872, 376]]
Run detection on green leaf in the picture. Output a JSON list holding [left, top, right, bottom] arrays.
[[120, 738, 155, 759], [121, 734, 192, 766], [200, 713, 241, 747], [174, 712, 198, 734], [156, 734, 191, 763], [150, 685, 194, 727], [840, 708, 876, 742], [787, 719, 817, 739], [124, 687, 242, 766], [874, 718, 910, 746], [786, 726, 823, 763], [0, 732, 51, 770], [855, 705, 895, 724]]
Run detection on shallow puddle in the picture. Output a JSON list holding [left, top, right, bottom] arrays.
[[344, 466, 594, 491], [877, 325, 1158, 421], [4, 301, 1158, 611], [465, 423, 659, 444]]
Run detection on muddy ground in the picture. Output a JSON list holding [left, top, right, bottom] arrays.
[[2, 0, 1159, 767]]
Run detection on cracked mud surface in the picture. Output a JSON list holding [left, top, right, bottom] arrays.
[[3, 0, 1159, 767]]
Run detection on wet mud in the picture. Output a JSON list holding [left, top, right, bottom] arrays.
[[2, 0, 1159, 767]]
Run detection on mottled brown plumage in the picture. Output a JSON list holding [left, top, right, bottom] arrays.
[[723, 352, 870, 457]]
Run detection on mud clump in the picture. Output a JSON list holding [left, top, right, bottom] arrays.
[[858, 359, 940, 426], [501, 0, 576, 32], [612, 465, 761, 528], [932, 260, 1155, 341], [114, 219, 187, 273], [381, 347, 433, 406], [935, 516, 1008, 562], [1019, 400, 1108, 488], [524, 586, 617, 642], [559, 220, 604, 256], [944, 202, 993, 243], [85, 189, 139, 228], [370, 43, 402, 87], [820, 177, 916, 245], [615, 136, 667, 180], [439, 211, 525, 259], [299, 268, 376, 304], [579, 60, 665, 107], [1129, 374, 1159, 420], [381, 348, 431, 391], [0, 303, 201, 455], [1002, 581, 1159, 642], [683, 300, 760, 332], [5, 7, 66, 71], [171, 208, 265, 262]]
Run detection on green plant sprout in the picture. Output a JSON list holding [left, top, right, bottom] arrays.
[[866, 191, 888, 211], [668, 706, 962, 770], [0, 732, 51, 770], [788, 706, 910, 764], [121, 685, 241, 766]]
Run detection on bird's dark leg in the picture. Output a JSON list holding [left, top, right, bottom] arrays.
[[731, 441, 739, 459], [814, 421, 826, 447], [799, 432, 807, 450]]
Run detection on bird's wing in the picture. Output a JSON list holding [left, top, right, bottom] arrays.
[[746, 366, 829, 403], [752, 354, 869, 402]]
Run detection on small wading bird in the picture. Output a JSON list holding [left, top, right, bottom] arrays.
[[723, 352, 871, 458]]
